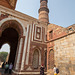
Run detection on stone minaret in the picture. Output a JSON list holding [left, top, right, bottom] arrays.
[[38, 0, 49, 23], [0, 0, 17, 9]]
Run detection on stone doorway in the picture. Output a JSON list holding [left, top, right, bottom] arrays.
[[0, 27, 19, 65]]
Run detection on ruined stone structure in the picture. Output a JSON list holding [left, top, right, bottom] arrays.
[[0, 0, 75, 75]]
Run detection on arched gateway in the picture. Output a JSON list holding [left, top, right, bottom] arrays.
[[0, 18, 24, 69], [0, 17, 47, 75], [0, 0, 47, 74]]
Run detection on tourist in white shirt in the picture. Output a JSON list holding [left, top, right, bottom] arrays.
[[53, 65, 57, 75]]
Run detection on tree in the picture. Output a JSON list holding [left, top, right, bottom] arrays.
[[0, 52, 8, 62]]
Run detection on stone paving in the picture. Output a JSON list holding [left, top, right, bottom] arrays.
[[0, 68, 12, 75]]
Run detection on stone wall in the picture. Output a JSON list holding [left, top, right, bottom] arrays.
[[47, 23, 75, 75], [54, 33, 75, 75]]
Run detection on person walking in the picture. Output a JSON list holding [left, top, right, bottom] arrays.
[[40, 64, 44, 75], [9, 63, 13, 74], [53, 65, 57, 75], [53, 65, 59, 75]]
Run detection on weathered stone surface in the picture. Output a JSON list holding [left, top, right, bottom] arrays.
[[47, 23, 75, 75]]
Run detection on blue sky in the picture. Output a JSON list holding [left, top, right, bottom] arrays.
[[16, 0, 75, 27], [0, 44, 10, 53]]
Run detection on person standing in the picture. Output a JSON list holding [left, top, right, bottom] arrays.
[[53, 65, 57, 75], [9, 63, 13, 74], [4, 62, 9, 74], [2, 62, 5, 69], [40, 64, 44, 75]]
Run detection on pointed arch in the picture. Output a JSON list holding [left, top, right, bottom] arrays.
[[48, 49, 54, 69], [0, 17, 26, 36], [32, 49, 39, 69], [32, 47, 41, 69]]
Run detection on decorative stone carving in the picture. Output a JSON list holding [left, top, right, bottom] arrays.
[[9, 0, 15, 7], [26, 66, 32, 71], [39, 7, 49, 13], [0, 14, 8, 21], [32, 50, 39, 69], [39, 47, 42, 50], [44, 48, 47, 51], [32, 46, 36, 48]]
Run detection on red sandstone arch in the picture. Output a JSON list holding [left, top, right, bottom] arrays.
[[0, 20, 23, 36], [32, 47, 41, 69], [0, 17, 26, 36], [0, 20, 24, 66], [48, 49, 54, 69]]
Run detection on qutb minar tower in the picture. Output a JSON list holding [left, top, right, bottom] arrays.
[[39, 0, 49, 23]]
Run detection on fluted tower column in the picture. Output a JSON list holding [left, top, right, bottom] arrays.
[[38, 0, 49, 23]]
